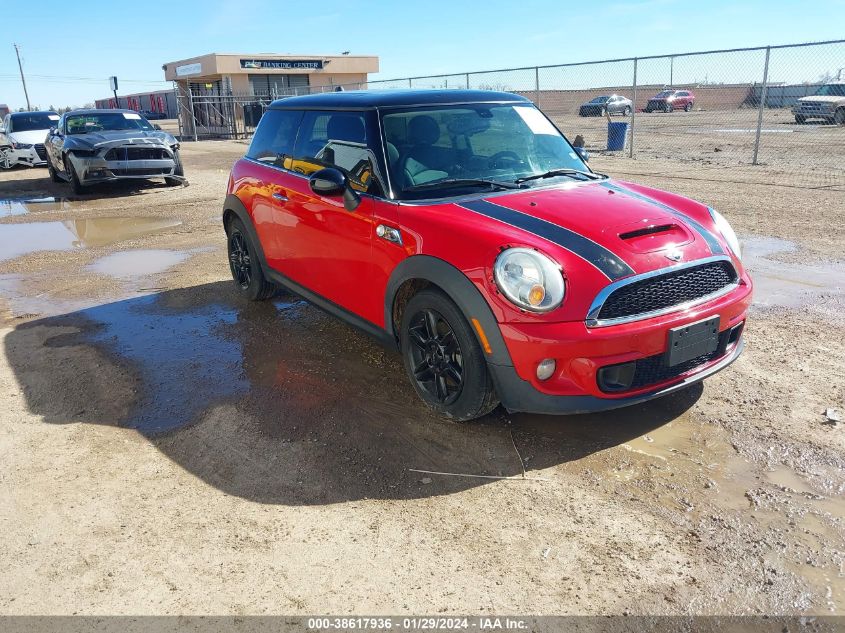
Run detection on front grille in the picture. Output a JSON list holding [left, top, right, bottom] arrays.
[[596, 260, 738, 322], [646, 100, 662, 109], [104, 147, 168, 160], [34, 144, 47, 160]]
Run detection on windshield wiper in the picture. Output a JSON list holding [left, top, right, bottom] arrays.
[[403, 178, 522, 193], [514, 168, 605, 184]]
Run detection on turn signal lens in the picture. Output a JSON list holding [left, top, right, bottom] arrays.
[[527, 284, 545, 306]]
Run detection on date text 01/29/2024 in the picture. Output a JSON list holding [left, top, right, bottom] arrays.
[[306, 616, 529, 630]]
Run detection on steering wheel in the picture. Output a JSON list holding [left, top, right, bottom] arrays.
[[487, 150, 523, 170]]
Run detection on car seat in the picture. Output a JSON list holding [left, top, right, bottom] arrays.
[[399, 115, 448, 188]]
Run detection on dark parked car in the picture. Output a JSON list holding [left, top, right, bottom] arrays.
[[579, 95, 633, 117], [645, 90, 695, 112], [45, 109, 185, 194], [139, 109, 168, 120]]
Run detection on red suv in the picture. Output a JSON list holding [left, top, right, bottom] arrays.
[[645, 89, 695, 112], [224, 91, 751, 420]]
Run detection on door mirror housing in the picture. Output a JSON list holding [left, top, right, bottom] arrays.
[[309, 167, 361, 211]]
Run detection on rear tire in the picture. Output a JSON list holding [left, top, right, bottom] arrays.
[[226, 218, 275, 301], [400, 289, 499, 421], [835, 108, 845, 126], [623, 106, 632, 116], [684, 102, 693, 112]]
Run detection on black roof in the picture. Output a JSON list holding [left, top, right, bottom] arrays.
[[269, 89, 531, 110], [64, 108, 139, 116]]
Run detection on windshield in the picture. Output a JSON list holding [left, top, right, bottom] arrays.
[[589, 96, 610, 104], [382, 104, 590, 199], [9, 112, 59, 132], [815, 84, 845, 97], [655, 90, 674, 98], [65, 112, 154, 135]]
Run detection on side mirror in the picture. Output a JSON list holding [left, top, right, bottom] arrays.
[[575, 147, 590, 163], [309, 167, 360, 211]]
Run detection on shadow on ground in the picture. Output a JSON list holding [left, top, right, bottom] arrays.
[[4, 281, 701, 505]]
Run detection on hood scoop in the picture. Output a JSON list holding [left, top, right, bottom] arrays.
[[614, 219, 694, 253]]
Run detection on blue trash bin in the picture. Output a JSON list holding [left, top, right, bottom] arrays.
[[607, 122, 629, 151]]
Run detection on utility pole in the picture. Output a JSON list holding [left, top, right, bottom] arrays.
[[13, 44, 31, 110]]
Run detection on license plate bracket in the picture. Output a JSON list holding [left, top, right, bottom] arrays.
[[666, 316, 720, 367]]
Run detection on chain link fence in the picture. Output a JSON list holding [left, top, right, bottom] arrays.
[[178, 39, 845, 188]]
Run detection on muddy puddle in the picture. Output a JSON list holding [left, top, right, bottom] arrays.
[[0, 196, 72, 217], [0, 217, 183, 262], [741, 236, 845, 310], [87, 249, 190, 279]]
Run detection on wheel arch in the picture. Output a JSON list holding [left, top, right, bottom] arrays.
[[384, 255, 514, 367], [222, 194, 270, 270]]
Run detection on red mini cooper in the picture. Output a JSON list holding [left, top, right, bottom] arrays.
[[223, 90, 751, 421]]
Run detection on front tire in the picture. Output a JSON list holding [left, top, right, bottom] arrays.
[[47, 158, 62, 182], [165, 149, 184, 186], [795, 114, 806, 124], [684, 102, 693, 112], [400, 289, 499, 421], [226, 218, 275, 301], [623, 106, 632, 116], [66, 155, 87, 195]]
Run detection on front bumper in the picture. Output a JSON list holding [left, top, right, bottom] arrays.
[[1, 146, 45, 168], [69, 147, 182, 184], [490, 338, 744, 414], [792, 104, 836, 120], [488, 280, 752, 414]]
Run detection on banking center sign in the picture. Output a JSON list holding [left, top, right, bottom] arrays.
[[240, 59, 324, 70]]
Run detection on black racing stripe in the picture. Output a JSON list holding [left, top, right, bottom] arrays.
[[598, 181, 724, 255], [459, 199, 634, 280]]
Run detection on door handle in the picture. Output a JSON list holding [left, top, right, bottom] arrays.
[[272, 192, 288, 203]]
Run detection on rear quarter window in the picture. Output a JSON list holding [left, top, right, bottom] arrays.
[[247, 109, 303, 164]]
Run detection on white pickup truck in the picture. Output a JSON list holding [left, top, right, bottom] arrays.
[[793, 81, 845, 125]]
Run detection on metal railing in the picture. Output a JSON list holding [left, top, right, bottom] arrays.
[[177, 39, 845, 188]]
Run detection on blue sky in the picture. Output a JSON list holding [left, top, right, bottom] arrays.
[[4, 0, 844, 109]]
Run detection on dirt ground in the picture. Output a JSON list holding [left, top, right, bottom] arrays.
[[0, 138, 843, 616]]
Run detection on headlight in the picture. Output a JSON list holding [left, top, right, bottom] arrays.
[[11, 141, 33, 149], [493, 247, 565, 312], [709, 208, 741, 260]]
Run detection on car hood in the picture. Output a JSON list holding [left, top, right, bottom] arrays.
[[67, 130, 176, 150], [797, 95, 845, 104], [446, 179, 731, 280], [8, 129, 51, 145]]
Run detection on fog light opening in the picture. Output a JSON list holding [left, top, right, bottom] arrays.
[[536, 358, 556, 381]]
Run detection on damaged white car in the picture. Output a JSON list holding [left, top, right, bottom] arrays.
[[0, 111, 59, 169], [44, 109, 185, 194]]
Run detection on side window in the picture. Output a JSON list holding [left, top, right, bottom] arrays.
[[291, 110, 375, 192], [246, 109, 303, 165]]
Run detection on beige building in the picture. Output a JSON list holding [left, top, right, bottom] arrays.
[[162, 52, 379, 138], [163, 52, 378, 96]]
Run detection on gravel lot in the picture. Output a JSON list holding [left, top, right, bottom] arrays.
[[0, 137, 843, 616]]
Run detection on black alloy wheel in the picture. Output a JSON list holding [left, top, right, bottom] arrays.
[[229, 231, 252, 290], [400, 289, 499, 421], [406, 307, 464, 405], [226, 218, 275, 301]]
